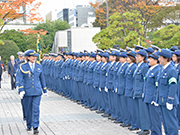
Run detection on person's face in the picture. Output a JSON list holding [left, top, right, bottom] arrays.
[[119, 57, 127, 63], [149, 57, 158, 66], [86, 56, 90, 61], [78, 57, 82, 61], [102, 57, 107, 63], [82, 56, 85, 61], [28, 56, 37, 63], [109, 55, 113, 61], [90, 57, 95, 61], [172, 54, 177, 63], [11, 57, 14, 61], [159, 56, 168, 66], [96, 55, 101, 62], [127, 57, 131, 64], [136, 54, 144, 63]]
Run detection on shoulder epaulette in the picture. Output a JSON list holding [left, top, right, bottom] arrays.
[[20, 63, 31, 78]]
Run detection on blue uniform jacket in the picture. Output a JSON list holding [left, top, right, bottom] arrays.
[[99, 62, 110, 88], [175, 64, 180, 101], [156, 63, 179, 106], [75, 61, 82, 82], [115, 62, 129, 95], [18, 62, 47, 96], [87, 61, 97, 85], [78, 61, 87, 82], [72, 60, 79, 80], [113, 62, 122, 92], [93, 62, 103, 87], [143, 64, 161, 103], [125, 63, 137, 97], [133, 62, 149, 98], [106, 61, 116, 90], [83, 61, 92, 84]]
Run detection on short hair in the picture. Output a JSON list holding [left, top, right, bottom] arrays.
[[10, 55, 14, 59]]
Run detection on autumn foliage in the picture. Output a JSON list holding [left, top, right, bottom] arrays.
[[0, 0, 43, 32]]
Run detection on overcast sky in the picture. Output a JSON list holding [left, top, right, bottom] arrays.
[[38, 0, 95, 19]]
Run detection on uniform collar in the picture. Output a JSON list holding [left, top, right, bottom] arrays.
[[149, 64, 158, 71], [138, 61, 144, 67], [163, 62, 170, 70]]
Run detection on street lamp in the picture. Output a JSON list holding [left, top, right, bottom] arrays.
[[106, 0, 109, 27]]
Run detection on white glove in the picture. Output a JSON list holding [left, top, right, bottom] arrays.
[[151, 101, 155, 105], [19, 91, 25, 99], [166, 102, 173, 110], [142, 93, 144, 98], [43, 93, 48, 97], [99, 87, 101, 91], [105, 87, 108, 92], [115, 88, 118, 93], [16, 86, 19, 92], [94, 86, 96, 88], [133, 97, 135, 99], [154, 102, 159, 106]]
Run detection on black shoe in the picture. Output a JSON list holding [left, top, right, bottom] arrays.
[[120, 123, 131, 127], [114, 120, 122, 124], [77, 102, 83, 105], [34, 128, 39, 134], [23, 117, 26, 121], [85, 106, 92, 109], [26, 128, 32, 131], [101, 113, 111, 117], [128, 127, 139, 131], [90, 108, 97, 111], [96, 110, 104, 114], [136, 130, 150, 135], [82, 104, 87, 107], [108, 117, 116, 120]]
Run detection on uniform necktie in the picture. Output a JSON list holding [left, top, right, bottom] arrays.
[[31, 63, 34, 72]]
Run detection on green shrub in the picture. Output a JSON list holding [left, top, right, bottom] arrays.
[[0, 40, 20, 65]]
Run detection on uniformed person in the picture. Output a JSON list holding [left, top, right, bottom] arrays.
[[124, 51, 139, 131], [18, 50, 47, 134], [143, 52, 162, 135], [98, 52, 110, 114], [133, 49, 150, 135], [156, 49, 179, 135], [172, 50, 180, 128]]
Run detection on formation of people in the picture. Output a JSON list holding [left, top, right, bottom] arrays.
[[42, 45, 180, 135]]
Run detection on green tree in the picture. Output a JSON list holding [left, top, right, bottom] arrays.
[[152, 24, 180, 48], [0, 29, 27, 51], [0, 40, 20, 64], [33, 20, 70, 50], [92, 10, 146, 49]]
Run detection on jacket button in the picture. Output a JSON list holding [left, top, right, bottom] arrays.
[[32, 82, 34, 84], [32, 86, 34, 88], [32, 75, 34, 77]]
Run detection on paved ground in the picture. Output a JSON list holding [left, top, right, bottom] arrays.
[[0, 72, 168, 135]]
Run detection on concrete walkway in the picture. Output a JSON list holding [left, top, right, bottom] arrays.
[[0, 72, 167, 135]]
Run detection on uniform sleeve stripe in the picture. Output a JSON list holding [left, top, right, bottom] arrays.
[[18, 86, 24, 89], [169, 77, 177, 85]]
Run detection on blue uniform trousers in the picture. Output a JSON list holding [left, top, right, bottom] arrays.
[[83, 84, 88, 106], [77, 82, 83, 102], [66, 79, 71, 97], [107, 90, 113, 115], [86, 85, 92, 107], [121, 95, 130, 125], [160, 106, 178, 135], [91, 87, 98, 109], [136, 98, 150, 130], [111, 92, 116, 118], [74, 81, 79, 101], [60, 79, 65, 95], [79, 82, 84, 103], [24, 96, 41, 129], [21, 99, 26, 118], [177, 104, 180, 126], [146, 103, 162, 135], [127, 97, 139, 129], [68, 79, 73, 98], [98, 89, 104, 111], [57, 78, 62, 94], [115, 94, 123, 122]]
